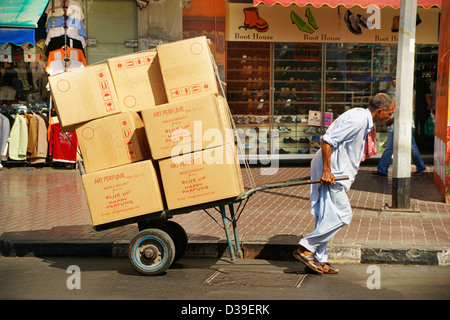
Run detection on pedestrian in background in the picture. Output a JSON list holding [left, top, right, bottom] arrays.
[[372, 79, 426, 176], [414, 72, 432, 152]]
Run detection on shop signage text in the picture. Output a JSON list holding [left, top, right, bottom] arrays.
[[226, 3, 439, 44]]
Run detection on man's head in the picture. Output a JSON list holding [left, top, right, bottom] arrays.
[[368, 93, 395, 124]]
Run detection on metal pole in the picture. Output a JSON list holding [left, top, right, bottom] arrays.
[[392, 0, 417, 209], [219, 205, 236, 260]]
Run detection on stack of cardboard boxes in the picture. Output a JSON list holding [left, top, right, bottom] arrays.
[[48, 36, 244, 228]]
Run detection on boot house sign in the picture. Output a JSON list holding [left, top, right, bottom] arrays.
[[226, 2, 439, 44]]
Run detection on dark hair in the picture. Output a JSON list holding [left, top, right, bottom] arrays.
[[368, 93, 393, 111]]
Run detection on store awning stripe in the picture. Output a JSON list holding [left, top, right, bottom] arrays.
[[253, 0, 441, 9], [0, 28, 35, 46], [0, 0, 50, 28]]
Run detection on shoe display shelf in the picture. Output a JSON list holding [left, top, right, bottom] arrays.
[[274, 118, 324, 155], [272, 43, 324, 155], [233, 123, 272, 156], [226, 42, 272, 156], [324, 44, 373, 117], [226, 42, 271, 115], [415, 45, 438, 79]]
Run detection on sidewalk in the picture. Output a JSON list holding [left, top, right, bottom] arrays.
[[1, 161, 449, 265]]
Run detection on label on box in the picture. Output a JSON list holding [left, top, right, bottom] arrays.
[[108, 50, 167, 112], [157, 36, 218, 102], [159, 144, 244, 210], [141, 94, 233, 160], [49, 64, 120, 131], [82, 161, 164, 226], [76, 112, 150, 173]]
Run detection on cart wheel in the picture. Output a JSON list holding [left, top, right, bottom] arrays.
[[161, 221, 188, 263], [129, 228, 175, 276]]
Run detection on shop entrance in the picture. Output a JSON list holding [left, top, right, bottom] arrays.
[[226, 41, 438, 158]]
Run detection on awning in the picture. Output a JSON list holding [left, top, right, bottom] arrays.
[[0, 28, 35, 46], [0, 0, 49, 46], [0, 0, 49, 28], [253, 0, 441, 9]]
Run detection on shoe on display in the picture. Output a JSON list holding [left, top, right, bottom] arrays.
[[257, 99, 264, 109], [304, 126, 317, 134], [278, 125, 291, 132], [275, 116, 282, 123], [299, 137, 310, 143], [283, 137, 298, 143], [298, 147, 309, 154], [276, 148, 290, 154]]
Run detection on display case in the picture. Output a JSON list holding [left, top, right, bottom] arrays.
[[225, 41, 434, 159], [273, 43, 323, 155], [226, 42, 272, 155], [324, 43, 373, 118]]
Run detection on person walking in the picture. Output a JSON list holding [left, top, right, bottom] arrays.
[[414, 72, 432, 151], [372, 115, 426, 176], [373, 79, 426, 176], [292, 93, 395, 274]]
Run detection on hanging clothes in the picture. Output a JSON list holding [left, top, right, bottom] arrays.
[[8, 114, 28, 161], [46, 16, 87, 38], [45, 35, 84, 56], [46, 47, 86, 76], [45, 0, 84, 20], [49, 122, 77, 163], [0, 113, 10, 161], [45, 27, 86, 48], [25, 113, 38, 159], [0, 44, 12, 62], [45, 0, 87, 52], [29, 113, 48, 164]]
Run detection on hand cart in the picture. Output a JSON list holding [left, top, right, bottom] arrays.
[[91, 174, 348, 276]]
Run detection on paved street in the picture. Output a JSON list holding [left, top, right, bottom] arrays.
[[1, 256, 449, 302]]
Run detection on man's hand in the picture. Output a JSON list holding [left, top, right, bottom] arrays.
[[321, 141, 336, 185], [321, 170, 335, 185]]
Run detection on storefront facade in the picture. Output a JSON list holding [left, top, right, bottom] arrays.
[[224, 0, 440, 160]]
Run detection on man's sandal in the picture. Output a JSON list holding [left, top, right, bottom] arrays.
[[319, 262, 339, 274], [292, 248, 323, 274]]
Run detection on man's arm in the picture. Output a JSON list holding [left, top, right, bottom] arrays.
[[321, 140, 335, 185]]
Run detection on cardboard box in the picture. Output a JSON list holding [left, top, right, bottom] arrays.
[[49, 63, 121, 131], [82, 160, 164, 227], [141, 94, 233, 160], [158, 144, 244, 210], [157, 36, 219, 102], [76, 112, 151, 173], [108, 50, 167, 112]]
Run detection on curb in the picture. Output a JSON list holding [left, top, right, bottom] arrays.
[[1, 239, 449, 266]]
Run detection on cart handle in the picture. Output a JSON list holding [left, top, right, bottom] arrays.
[[242, 175, 349, 198]]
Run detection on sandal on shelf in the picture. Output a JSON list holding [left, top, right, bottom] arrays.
[[319, 262, 339, 274], [292, 248, 323, 274]]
